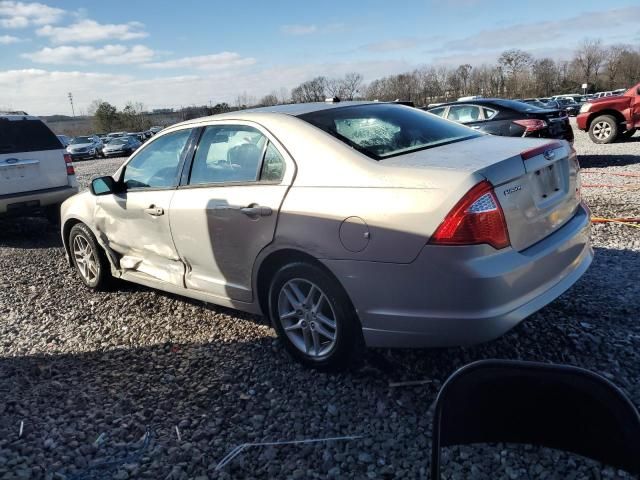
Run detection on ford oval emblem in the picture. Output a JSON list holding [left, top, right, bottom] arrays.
[[543, 149, 555, 161], [5, 158, 19, 164]]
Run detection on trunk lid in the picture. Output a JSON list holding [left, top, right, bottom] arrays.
[[0, 116, 69, 195], [383, 135, 580, 251]]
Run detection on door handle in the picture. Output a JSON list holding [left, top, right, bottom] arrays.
[[144, 205, 164, 216], [471, 126, 481, 130], [240, 205, 272, 217]]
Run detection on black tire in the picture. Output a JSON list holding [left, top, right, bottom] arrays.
[[588, 115, 619, 144], [268, 262, 364, 371], [44, 204, 61, 225], [68, 223, 112, 290]]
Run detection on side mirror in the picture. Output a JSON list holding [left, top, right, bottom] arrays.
[[431, 360, 640, 479], [636, 86, 640, 95], [90, 176, 116, 196]]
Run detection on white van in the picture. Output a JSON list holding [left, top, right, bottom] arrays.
[[0, 112, 78, 222]]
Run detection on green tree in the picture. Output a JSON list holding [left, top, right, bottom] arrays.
[[92, 101, 118, 132]]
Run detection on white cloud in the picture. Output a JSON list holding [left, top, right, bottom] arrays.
[[0, 34, 21, 44], [36, 19, 148, 44], [0, 1, 64, 28], [22, 44, 155, 65], [439, 6, 640, 52], [280, 24, 317, 35], [143, 52, 256, 71], [0, 60, 411, 115]]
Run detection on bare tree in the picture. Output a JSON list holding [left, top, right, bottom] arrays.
[[573, 39, 607, 86], [498, 49, 533, 96], [341, 72, 363, 100], [533, 58, 557, 97], [259, 92, 279, 106], [606, 45, 627, 89], [291, 76, 327, 103], [456, 64, 472, 95]]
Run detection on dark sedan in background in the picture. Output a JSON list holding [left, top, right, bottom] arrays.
[[102, 136, 141, 157], [426, 99, 574, 142]]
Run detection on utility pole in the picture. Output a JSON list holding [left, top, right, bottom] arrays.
[[67, 92, 75, 117]]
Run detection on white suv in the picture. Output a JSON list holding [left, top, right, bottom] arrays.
[[0, 112, 78, 222]]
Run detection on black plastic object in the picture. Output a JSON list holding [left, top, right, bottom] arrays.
[[431, 360, 640, 479]]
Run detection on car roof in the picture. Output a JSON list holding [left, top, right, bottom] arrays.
[[171, 101, 384, 129], [241, 100, 379, 116]]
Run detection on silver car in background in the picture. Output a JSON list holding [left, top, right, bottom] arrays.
[[60, 102, 592, 370]]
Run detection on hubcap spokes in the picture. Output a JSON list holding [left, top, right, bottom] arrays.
[[73, 235, 97, 283], [278, 279, 337, 358], [594, 122, 611, 140]]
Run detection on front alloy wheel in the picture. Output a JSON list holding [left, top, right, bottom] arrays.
[[69, 223, 111, 290]]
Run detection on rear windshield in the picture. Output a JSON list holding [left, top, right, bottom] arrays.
[[299, 104, 480, 160], [0, 118, 62, 154]]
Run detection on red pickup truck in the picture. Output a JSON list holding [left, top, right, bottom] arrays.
[[577, 82, 640, 143]]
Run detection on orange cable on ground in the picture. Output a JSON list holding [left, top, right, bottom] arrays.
[[581, 171, 640, 178]]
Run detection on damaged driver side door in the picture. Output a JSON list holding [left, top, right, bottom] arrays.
[[94, 128, 194, 286]]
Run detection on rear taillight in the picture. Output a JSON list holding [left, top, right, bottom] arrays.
[[430, 180, 510, 250], [513, 119, 547, 133], [64, 153, 75, 175]]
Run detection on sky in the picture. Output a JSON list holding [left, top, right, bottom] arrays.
[[0, 0, 639, 115]]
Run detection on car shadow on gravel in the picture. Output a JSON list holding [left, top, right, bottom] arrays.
[[0, 217, 62, 249], [578, 154, 640, 169]]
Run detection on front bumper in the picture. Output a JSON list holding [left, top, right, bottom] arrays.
[[103, 150, 129, 157], [576, 113, 589, 131], [322, 204, 592, 348], [70, 151, 95, 160]]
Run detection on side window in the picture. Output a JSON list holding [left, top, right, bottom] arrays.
[[428, 107, 446, 117], [483, 108, 498, 120], [447, 105, 481, 123], [189, 125, 266, 185], [123, 128, 191, 189], [260, 142, 286, 182]]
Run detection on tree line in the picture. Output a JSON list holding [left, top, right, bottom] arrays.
[[284, 39, 640, 106]]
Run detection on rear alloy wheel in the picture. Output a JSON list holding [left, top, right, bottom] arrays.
[[588, 115, 618, 144], [269, 262, 363, 371], [69, 223, 111, 290]]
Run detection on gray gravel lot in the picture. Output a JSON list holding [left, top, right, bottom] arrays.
[[0, 124, 639, 479]]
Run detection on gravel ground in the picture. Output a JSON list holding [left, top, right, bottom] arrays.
[[0, 123, 639, 480]]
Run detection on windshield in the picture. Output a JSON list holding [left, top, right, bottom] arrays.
[[71, 136, 92, 144], [109, 138, 128, 145], [299, 104, 480, 160]]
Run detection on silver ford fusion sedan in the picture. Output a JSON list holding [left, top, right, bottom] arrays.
[[60, 101, 592, 370]]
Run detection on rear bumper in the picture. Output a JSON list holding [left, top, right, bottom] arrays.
[[0, 184, 79, 215], [322, 204, 592, 348]]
